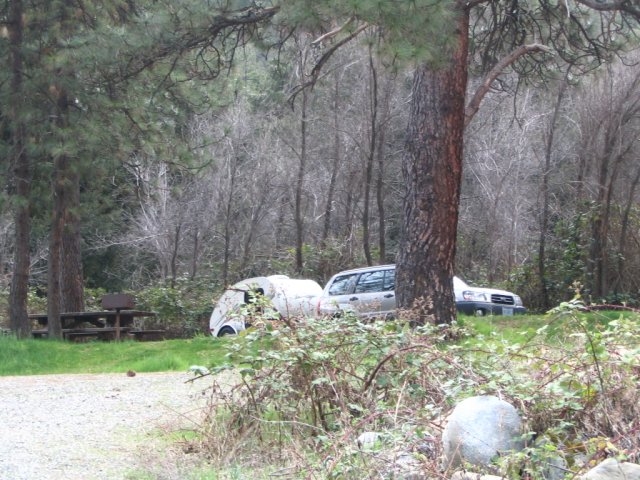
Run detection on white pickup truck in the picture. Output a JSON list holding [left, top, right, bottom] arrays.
[[453, 276, 526, 316]]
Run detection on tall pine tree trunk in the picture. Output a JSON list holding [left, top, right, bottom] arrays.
[[48, 2, 85, 337], [60, 164, 85, 313], [48, 90, 73, 338], [48, 165, 64, 338], [48, 82, 85, 337], [49, 155, 85, 328], [59, 1, 85, 313], [395, 7, 469, 325], [8, 0, 32, 339]]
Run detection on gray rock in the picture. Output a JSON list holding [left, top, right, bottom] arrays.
[[356, 431, 381, 450], [442, 395, 523, 470], [580, 458, 640, 480], [394, 450, 421, 471], [390, 450, 427, 480]]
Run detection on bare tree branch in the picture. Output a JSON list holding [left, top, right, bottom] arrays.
[[311, 16, 356, 46], [288, 23, 368, 105], [465, 43, 553, 127], [464, 0, 492, 8], [575, 0, 640, 19]]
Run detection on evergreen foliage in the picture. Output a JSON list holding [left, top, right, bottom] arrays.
[[277, 0, 458, 65]]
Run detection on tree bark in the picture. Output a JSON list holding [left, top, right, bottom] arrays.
[[190, 228, 199, 280], [48, 84, 82, 337], [221, 156, 237, 287], [239, 198, 266, 275], [60, 162, 85, 313], [376, 71, 394, 265], [48, 1, 85, 336], [169, 224, 181, 289], [395, 7, 469, 325], [48, 170, 64, 338], [376, 115, 387, 264], [8, 0, 32, 339]]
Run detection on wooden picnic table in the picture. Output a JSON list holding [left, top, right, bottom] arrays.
[[29, 310, 160, 341]]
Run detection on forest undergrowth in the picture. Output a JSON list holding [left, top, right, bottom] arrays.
[[185, 300, 640, 479]]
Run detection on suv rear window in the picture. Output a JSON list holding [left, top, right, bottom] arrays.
[[355, 270, 394, 293], [355, 270, 385, 293], [328, 268, 395, 296], [328, 273, 359, 295]]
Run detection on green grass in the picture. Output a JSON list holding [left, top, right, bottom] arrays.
[[0, 335, 229, 376], [462, 308, 640, 345], [2, 309, 636, 377], [461, 313, 549, 342]]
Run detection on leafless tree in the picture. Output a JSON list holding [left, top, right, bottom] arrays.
[[575, 61, 640, 299], [460, 84, 541, 282]]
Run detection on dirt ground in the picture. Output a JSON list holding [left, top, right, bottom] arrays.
[[0, 371, 220, 479]]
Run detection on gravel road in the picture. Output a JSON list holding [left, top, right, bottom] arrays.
[[0, 371, 219, 480]]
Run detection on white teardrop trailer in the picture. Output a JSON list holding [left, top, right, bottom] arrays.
[[209, 275, 323, 337]]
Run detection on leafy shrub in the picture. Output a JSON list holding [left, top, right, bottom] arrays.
[[458, 306, 640, 478], [193, 303, 640, 479], [84, 287, 108, 310], [198, 314, 477, 476], [598, 292, 640, 308], [135, 276, 221, 337]]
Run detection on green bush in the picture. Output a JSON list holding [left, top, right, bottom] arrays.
[[135, 276, 221, 337], [199, 314, 474, 476], [195, 304, 640, 478]]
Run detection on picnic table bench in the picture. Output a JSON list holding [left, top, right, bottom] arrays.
[[32, 327, 166, 342]]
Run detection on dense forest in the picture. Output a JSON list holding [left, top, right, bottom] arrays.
[[1, 1, 640, 335]]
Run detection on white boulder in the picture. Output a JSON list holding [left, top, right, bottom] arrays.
[[580, 458, 640, 480], [442, 395, 523, 470]]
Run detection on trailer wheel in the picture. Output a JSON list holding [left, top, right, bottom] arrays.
[[218, 326, 236, 337]]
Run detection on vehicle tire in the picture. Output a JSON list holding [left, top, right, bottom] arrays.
[[217, 326, 236, 337]]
